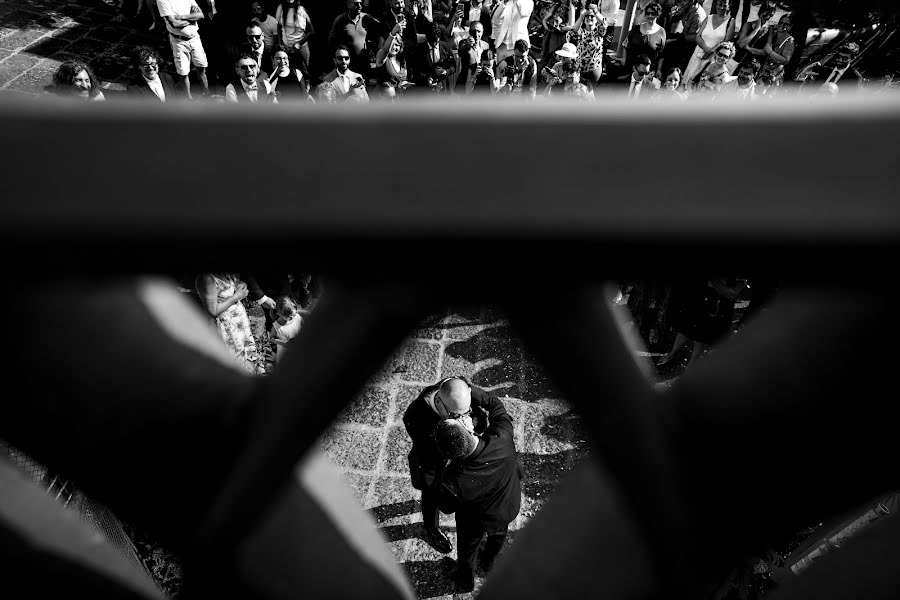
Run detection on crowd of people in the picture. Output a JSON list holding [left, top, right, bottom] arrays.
[[44, 0, 898, 104]]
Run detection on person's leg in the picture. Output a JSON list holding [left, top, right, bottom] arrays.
[[659, 332, 690, 366], [171, 36, 193, 99], [296, 43, 311, 78], [190, 37, 210, 97], [420, 484, 440, 530], [420, 483, 452, 553], [196, 67, 209, 96], [147, 0, 159, 31], [454, 516, 484, 591], [478, 527, 508, 574], [496, 45, 513, 63]]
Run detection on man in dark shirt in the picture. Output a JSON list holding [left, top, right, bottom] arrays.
[[402, 377, 490, 556], [329, 0, 382, 76], [433, 391, 521, 593]]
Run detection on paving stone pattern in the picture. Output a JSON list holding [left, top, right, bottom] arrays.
[[0, 0, 172, 99], [315, 307, 591, 600]]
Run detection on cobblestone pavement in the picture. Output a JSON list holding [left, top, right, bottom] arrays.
[[311, 307, 591, 600], [0, 0, 172, 99]]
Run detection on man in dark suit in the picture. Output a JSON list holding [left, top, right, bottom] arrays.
[[402, 377, 490, 556], [797, 42, 863, 93], [239, 22, 273, 76], [412, 24, 456, 93], [126, 46, 179, 102], [434, 389, 521, 593]]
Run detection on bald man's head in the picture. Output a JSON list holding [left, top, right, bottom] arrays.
[[438, 378, 471, 416]]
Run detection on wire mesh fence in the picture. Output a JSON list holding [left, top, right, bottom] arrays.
[[0, 439, 166, 596]]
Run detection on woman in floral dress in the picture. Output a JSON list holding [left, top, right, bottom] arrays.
[[570, 4, 607, 87], [196, 273, 260, 374]]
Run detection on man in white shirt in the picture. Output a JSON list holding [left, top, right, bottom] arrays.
[[493, 0, 532, 63], [156, 0, 209, 99], [718, 59, 758, 101], [321, 45, 370, 102], [224, 54, 275, 103], [626, 53, 660, 99]]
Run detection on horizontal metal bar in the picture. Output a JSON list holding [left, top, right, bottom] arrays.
[[1, 96, 898, 274]]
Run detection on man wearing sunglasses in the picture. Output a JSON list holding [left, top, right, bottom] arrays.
[[321, 45, 370, 101], [239, 22, 273, 76], [403, 376, 492, 555]]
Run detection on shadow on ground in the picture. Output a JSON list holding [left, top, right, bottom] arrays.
[[370, 498, 530, 599], [445, 326, 562, 403]]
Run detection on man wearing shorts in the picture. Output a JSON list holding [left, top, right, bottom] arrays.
[[157, 0, 210, 98]]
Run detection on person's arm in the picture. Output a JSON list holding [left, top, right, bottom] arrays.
[[571, 8, 586, 33], [514, 0, 533, 18], [242, 275, 276, 309], [564, 2, 575, 29], [655, 29, 666, 75], [475, 391, 513, 438], [296, 7, 315, 46], [175, 0, 204, 21], [526, 59, 537, 99], [736, 22, 756, 49], [724, 16, 735, 42], [497, 60, 510, 90], [376, 28, 403, 66], [224, 83, 239, 102], [693, 17, 711, 51], [765, 37, 794, 65], [327, 14, 342, 48], [196, 274, 247, 318], [437, 45, 456, 78]]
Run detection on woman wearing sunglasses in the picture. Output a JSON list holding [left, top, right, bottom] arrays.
[[688, 40, 735, 90], [570, 4, 607, 87], [682, 0, 734, 85]]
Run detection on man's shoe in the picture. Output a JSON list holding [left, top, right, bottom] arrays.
[[423, 527, 453, 554]]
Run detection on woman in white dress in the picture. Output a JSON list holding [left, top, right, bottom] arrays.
[[683, 0, 734, 85]]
